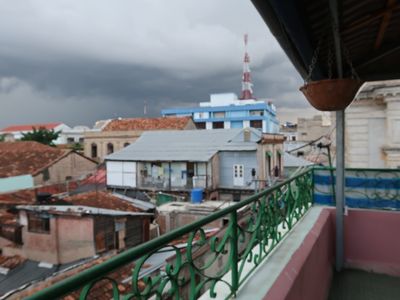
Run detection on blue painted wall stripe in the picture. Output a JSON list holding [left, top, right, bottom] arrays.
[[313, 175, 400, 189], [313, 194, 400, 210]]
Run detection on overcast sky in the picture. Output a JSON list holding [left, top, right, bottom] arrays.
[[0, 0, 319, 128]]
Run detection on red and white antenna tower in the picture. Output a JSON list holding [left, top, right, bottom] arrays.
[[240, 34, 254, 100]]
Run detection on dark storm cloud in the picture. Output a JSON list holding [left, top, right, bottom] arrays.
[[0, 0, 315, 128]]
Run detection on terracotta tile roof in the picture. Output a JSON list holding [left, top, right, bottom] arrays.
[[80, 169, 106, 185], [64, 191, 143, 212], [0, 189, 36, 205], [14, 253, 147, 300], [103, 116, 192, 131], [0, 255, 25, 270], [0, 123, 62, 133], [0, 210, 18, 226], [0, 141, 69, 178]]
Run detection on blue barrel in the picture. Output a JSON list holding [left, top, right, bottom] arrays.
[[191, 188, 203, 204]]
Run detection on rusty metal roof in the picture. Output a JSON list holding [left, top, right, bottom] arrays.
[[251, 0, 400, 81]]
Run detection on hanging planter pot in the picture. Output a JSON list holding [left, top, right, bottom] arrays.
[[300, 79, 363, 111]]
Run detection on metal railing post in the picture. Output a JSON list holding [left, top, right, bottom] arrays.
[[230, 211, 239, 295]]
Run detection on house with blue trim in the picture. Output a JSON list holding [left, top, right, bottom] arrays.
[[105, 128, 285, 202], [161, 93, 280, 134]]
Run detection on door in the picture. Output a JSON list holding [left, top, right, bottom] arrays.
[[233, 164, 245, 186], [187, 162, 195, 188]]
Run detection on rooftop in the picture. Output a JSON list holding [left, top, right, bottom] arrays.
[[106, 128, 261, 162], [103, 116, 193, 131], [0, 123, 64, 133], [0, 188, 36, 205], [0, 142, 70, 178], [64, 191, 154, 213], [16, 205, 153, 217]]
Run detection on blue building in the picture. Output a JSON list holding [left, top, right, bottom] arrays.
[[161, 93, 280, 133]]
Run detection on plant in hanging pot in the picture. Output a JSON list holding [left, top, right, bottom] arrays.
[[300, 78, 363, 111]]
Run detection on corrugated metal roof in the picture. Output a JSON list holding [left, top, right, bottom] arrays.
[[16, 205, 152, 217], [0, 257, 94, 298], [111, 193, 155, 211], [106, 129, 261, 162]]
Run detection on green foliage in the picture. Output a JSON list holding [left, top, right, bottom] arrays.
[[21, 127, 60, 146], [0, 135, 4, 142], [71, 142, 83, 151]]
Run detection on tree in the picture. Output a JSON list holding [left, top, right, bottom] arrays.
[[21, 127, 60, 146], [71, 142, 83, 152], [0, 135, 4, 142]]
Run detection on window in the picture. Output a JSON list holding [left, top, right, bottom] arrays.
[[107, 143, 114, 155], [79, 138, 84, 143], [250, 120, 263, 129], [196, 122, 206, 129], [28, 213, 50, 234], [266, 154, 272, 176], [276, 150, 282, 177], [230, 111, 247, 117], [42, 168, 50, 181], [91, 143, 98, 158], [249, 110, 264, 116], [213, 111, 225, 118], [123, 142, 130, 147], [67, 137, 74, 144], [212, 122, 224, 129]]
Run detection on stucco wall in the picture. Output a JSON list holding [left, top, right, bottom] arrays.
[[33, 152, 97, 186], [218, 151, 257, 188], [345, 82, 400, 168], [264, 208, 334, 300], [84, 131, 141, 161], [345, 98, 386, 168], [343, 209, 400, 276], [21, 212, 59, 264], [21, 212, 95, 264], [57, 216, 95, 264], [297, 115, 332, 142]]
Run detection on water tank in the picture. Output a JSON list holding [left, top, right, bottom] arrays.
[[191, 188, 203, 204]]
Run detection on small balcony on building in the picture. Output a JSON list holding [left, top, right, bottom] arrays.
[[23, 167, 400, 299], [136, 162, 211, 192]]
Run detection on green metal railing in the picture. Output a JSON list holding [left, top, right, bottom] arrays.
[[27, 169, 313, 300]]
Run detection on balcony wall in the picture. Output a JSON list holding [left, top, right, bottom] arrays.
[[237, 207, 334, 300], [344, 209, 400, 276], [244, 206, 400, 300]]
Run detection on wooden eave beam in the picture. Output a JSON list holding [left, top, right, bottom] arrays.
[[342, 2, 400, 35], [375, 0, 397, 49]]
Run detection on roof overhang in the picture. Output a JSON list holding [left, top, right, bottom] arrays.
[[251, 0, 400, 81]]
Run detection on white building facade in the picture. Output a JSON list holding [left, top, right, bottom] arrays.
[[346, 80, 400, 168]]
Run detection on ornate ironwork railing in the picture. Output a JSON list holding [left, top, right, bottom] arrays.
[[313, 167, 400, 210], [26, 169, 313, 300]]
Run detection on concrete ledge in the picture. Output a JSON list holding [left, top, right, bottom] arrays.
[[236, 206, 334, 300]]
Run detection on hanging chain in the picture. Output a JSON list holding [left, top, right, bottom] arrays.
[[342, 43, 360, 80], [305, 40, 321, 83], [327, 47, 333, 79]]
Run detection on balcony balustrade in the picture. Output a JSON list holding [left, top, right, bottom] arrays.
[[27, 169, 313, 300], [26, 167, 400, 299]]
